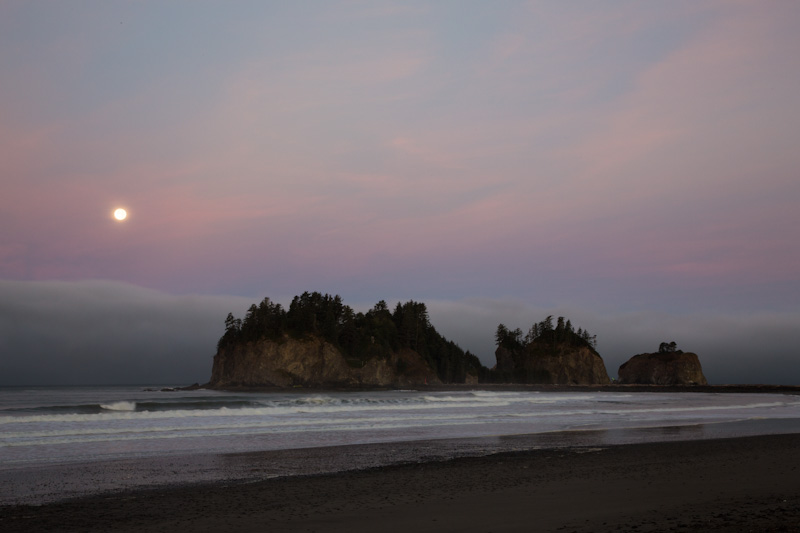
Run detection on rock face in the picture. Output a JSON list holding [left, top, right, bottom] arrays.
[[495, 343, 611, 385], [617, 352, 708, 385], [209, 336, 442, 388]]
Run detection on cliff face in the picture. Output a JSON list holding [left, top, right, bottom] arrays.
[[209, 336, 442, 388], [617, 352, 708, 385], [495, 343, 611, 385]]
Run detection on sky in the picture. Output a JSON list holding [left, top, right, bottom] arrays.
[[1, 1, 799, 385]]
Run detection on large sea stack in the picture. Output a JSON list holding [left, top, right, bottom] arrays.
[[210, 337, 441, 388], [617, 344, 708, 385], [208, 292, 483, 389], [493, 316, 611, 385]]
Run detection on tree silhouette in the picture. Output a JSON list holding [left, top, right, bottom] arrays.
[[217, 292, 484, 383], [658, 341, 679, 353]]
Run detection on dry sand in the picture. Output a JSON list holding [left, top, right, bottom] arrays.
[[2, 433, 799, 532]]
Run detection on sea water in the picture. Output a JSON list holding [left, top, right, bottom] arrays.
[[2, 386, 800, 504], [3, 386, 800, 466]]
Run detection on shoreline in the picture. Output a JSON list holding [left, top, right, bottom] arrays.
[[2, 433, 799, 532], [5, 416, 800, 508], [199, 382, 800, 394]]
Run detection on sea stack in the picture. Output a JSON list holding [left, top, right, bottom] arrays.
[[494, 316, 611, 385], [617, 343, 708, 385], [210, 337, 441, 388], [208, 292, 483, 389]]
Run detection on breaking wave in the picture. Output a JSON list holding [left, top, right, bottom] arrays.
[[2, 389, 800, 469], [99, 401, 136, 412]]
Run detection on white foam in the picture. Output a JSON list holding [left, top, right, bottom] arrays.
[[99, 401, 136, 411], [0, 398, 516, 425], [3, 393, 799, 428], [3, 390, 800, 470]]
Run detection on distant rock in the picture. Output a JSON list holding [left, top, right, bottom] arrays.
[[617, 351, 708, 385], [209, 336, 442, 389], [494, 342, 611, 385]]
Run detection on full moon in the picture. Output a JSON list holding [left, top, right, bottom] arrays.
[[113, 208, 128, 221]]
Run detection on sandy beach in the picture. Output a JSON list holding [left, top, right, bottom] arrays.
[[2, 432, 799, 532]]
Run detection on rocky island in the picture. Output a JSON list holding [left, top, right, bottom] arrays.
[[493, 316, 611, 385], [618, 342, 708, 385], [209, 292, 483, 388], [208, 293, 721, 389]]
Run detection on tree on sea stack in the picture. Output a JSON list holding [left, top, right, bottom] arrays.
[[492, 316, 610, 385], [210, 292, 485, 388], [658, 342, 681, 354]]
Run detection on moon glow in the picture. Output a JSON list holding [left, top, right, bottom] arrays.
[[113, 208, 128, 221]]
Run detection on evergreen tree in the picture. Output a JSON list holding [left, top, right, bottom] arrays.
[[217, 293, 487, 384]]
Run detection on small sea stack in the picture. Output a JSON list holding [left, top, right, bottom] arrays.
[[618, 342, 708, 385]]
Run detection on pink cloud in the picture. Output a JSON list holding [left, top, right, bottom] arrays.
[[3, 1, 798, 301], [522, 3, 800, 284]]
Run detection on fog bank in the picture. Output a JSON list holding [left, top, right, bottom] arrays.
[[1, 281, 797, 386]]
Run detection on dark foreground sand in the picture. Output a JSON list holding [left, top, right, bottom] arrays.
[[2, 433, 799, 532]]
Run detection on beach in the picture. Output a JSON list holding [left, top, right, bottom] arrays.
[[2, 432, 799, 532]]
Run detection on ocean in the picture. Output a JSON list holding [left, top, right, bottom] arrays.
[[2, 386, 800, 505]]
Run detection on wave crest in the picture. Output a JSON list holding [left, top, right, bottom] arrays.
[[99, 401, 136, 411]]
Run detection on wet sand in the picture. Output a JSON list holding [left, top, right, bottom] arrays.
[[2, 433, 800, 532]]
